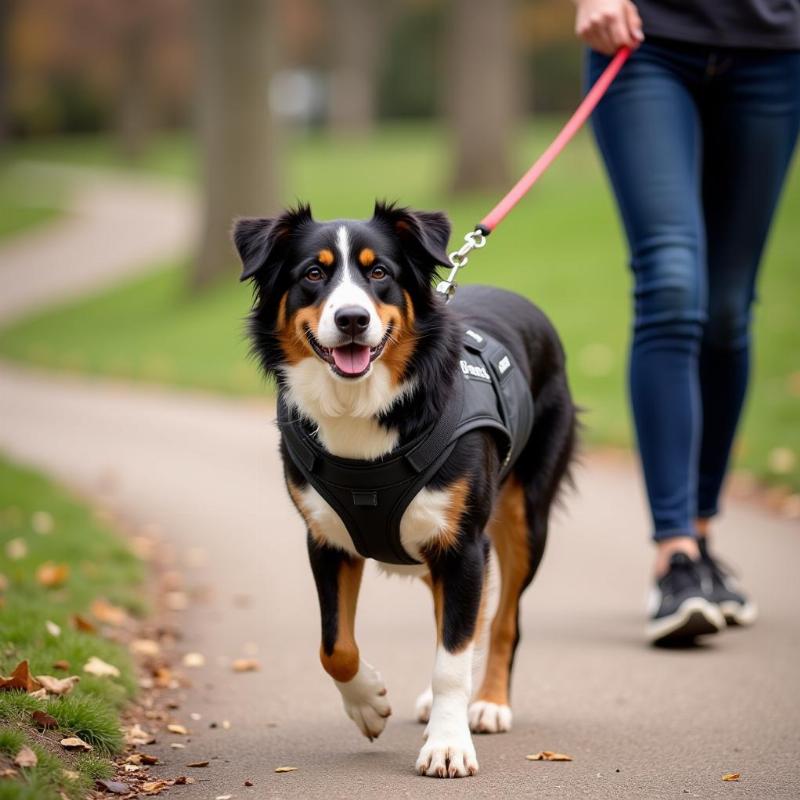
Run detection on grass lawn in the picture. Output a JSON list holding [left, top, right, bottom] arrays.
[[0, 122, 797, 490], [0, 457, 144, 799], [0, 165, 62, 241]]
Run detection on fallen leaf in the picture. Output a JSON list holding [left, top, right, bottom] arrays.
[[275, 766, 298, 773], [187, 760, 209, 768], [14, 746, 38, 768], [0, 660, 43, 693], [125, 724, 155, 746], [84, 656, 120, 678], [72, 614, 97, 633], [142, 780, 173, 795], [182, 652, 205, 668], [32, 710, 58, 729], [36, 674, 80, 696], [216, 795, 233, 800], [31, 511, 55, 534], [232, 658, 260, 673], [167, 723, 189, 735], [5, 537, 27, 560], [170, 742, 186, 749], [130, 639, 161, 657], [165, 590, 189, 611], [90, 598, 128, 626], [60, 736, 93, 752], [62, 769, 80, 781], [126, 753, 159, 766], [527, 751, 573, 762], [222, 719, 231, 730], [52, 659, 70, 671], [45, 620, 61, 637], [96, 779, 130, 794], [175, 776, 195, 785], [722, 773, 741, 782], [36, 562, 70, 588]]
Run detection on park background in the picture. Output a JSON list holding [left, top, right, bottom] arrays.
[[0, 3, 798, 798]]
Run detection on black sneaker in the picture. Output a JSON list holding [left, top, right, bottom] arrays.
[[646, 552, 726, 645], [698, 539, 758, 626]]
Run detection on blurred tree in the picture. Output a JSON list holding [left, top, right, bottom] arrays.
[[328, 0, 392, 136], [0, 0, 10, 146], [444, 0, 516, 192], [115, 3, 155, 161], [192, 0, 281, 292]]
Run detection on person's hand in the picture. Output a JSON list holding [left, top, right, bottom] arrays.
[[574, 0, 644, 55]]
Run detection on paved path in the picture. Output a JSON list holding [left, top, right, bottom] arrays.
[[1, 363, 798, 799], [0, 163, 195, 324]]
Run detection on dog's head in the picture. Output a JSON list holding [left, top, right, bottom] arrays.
[[235, 202, 451, 386]]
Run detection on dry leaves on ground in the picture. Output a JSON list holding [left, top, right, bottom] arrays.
[[130, 639, 161, 658], [45, 620, 61, 637], [167, 723, 189, 735], [90, 598, 129, 626], [84, 656, 120, 678], [96, 779, 130, 794], [32, 710, 58, 729], [35, 562, 70, 588], [72, 614, 97, 633], [0, 661, 43, 693], [722, 773, 741, 782], [13, 746, 38, 768], [274, 766, 298, 773], [527, 751, 573, 762], [36, 674, 80, 696], [125, 724, 156, 746], [126, 753, 159, 766], [141, 780, 173, 795], [182, 652, 205, 668], [232, 658, 260, 673], [60, 736, 93, 752], [187, 760, 209, 768]]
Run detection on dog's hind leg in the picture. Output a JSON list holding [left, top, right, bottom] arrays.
[[471, 380, 576, 734], [307, 533, 391, 740]]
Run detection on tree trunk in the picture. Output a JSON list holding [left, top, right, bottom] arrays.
[[444, 0, 516, 193], [192, 0, 281, 292], [328, 0, 386, 138], [115, 7, 153, 163]]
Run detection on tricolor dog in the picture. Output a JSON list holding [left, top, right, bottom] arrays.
[[234, 203, 576, 778]]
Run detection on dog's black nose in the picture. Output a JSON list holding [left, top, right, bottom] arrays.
[[334, 306, 370, 336]]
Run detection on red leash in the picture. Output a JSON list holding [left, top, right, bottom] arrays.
[[437, 46, 632, 300]]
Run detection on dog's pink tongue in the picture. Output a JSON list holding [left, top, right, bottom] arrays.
[[332, 344, 371, 375]]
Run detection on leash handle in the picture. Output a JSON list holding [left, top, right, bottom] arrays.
[[480, 46, 631, 232], [436, 46, 631, 300]]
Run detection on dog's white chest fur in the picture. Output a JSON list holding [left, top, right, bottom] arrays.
[[299, 483, 451, 573]]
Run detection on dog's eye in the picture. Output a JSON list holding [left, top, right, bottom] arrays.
[[370, 265, 387, 280], [305, 266, 324, 282]]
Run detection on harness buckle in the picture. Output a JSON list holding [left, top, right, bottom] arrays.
[[435, 227, 487, 301]]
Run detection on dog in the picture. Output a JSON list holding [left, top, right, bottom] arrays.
[[234, 202, 576, 778]]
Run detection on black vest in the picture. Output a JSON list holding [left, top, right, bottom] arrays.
[[277, 327, 534, 565]]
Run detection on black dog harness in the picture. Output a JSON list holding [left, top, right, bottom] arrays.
[[277, 327, 534, 565]]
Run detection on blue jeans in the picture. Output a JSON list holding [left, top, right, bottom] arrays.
[[588, 39, 800, 541]]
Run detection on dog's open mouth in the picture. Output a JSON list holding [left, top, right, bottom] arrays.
[[306, 325, 392, 379]]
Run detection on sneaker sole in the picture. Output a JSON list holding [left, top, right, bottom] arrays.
[[720, 600, 758, 627], [647, 597, 726, 645]]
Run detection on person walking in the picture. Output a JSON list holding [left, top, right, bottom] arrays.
[[573, 0, 800, 644]]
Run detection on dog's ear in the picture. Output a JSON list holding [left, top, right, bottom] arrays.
[[233, 204, 314, 285], [372, 201, 451, 273]]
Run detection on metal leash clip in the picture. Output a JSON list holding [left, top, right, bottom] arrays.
[[435, 227, 487, 301]]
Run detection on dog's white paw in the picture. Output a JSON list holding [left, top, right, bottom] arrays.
[[468, 700, 512, 733], [416, 733, 479, 778], [335, 660, 391, 741], [415, 686, 433, 724]]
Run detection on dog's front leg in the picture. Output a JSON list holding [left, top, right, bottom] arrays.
[[307, 534, 391, 740], [417, 535, 486, 778]]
